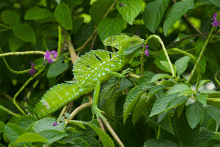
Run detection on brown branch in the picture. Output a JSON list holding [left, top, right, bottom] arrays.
[[166, 33, 209, 48], [67, 39, 79, 64], [77, 0, 118, 52], [171, 0, 206, 39], [90, 32, 98, 51]]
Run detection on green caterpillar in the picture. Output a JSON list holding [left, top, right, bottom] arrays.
[[34, 34, 144, 119]]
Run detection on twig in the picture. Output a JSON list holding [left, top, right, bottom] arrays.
[[188, 27, 215, 83], [13, 68, 45, 115], [166, 33, 209, 48], [0, 105, 20, 117], [90, 32, 98, 51], [67, 39, 79, 64], [171, 0, 206, 39], [58, 105, 67, 122], [76, 0, 118, 52], [101, 117, 125, 147], [1, 93, 23, 109], [66, 101, 93, 125]]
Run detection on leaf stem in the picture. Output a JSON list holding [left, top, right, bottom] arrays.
[[215, 68, 220, 86], [143, 35, 175, 77], [0, 23, 11, 30], [57, 25, 62, 60], [66, 100, 93, 125], [0, 50, 45, 57], [0, 105, 20, 117], [13, 68, 45, 115], [101, 117, 125, 147], [172, 48, 201, 91], [188, 27, 215, 83]]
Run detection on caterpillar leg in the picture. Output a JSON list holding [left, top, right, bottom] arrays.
[[92, 80, 106, 121]]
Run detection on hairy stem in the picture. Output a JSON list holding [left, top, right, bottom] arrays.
[[57, 25, 62, 60], [143, 35, 175, 77], [58, 105, 67, 122], [0, 105, 20, 117], [13, 68, 45, 115], [188, 27, 215, 83], [0, 50, 45, 57]]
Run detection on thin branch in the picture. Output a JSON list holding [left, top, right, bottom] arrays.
[[90, 32, 98, 51], [61, 28, 67, 54], [67, 39, 79, 64], [1, 93, 24, 109], [166, 33, 209, 48], [76, 0, 118, 52], [0, 105, 20, 117], [101, 117, 125, 147], [58, 105, 67, 122], [171, 0, 206, 39]]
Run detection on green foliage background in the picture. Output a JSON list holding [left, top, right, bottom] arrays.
[[1, 0, 220, 146]]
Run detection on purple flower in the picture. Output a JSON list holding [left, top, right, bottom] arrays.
[[29, 62, 36, 76], [53, 122, 59, 126], [211, 20, 220, 27], [212, 13, 218, 20], [44, 50, 58, 64], [142, 45, 148, 49], [119, 3, 126, 7], [145, 50, 149, 57], [142, 45, 149, 56]]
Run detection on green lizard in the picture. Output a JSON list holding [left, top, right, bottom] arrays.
[[34, 34, 144, 119]]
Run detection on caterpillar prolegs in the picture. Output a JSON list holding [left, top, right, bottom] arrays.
[[34, 83, 93, 118]]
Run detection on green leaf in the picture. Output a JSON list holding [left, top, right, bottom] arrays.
[[4, 123, 24, 143], [160, 61, 176, 75], [198, 79, 211, 89], [99, 83, 117, 116], [71, 17, 84, 34], [195, 94, 208, 105], [150, 94, 178, 117], [209, 0, 220, 7], [167, 84, 191, 95], [194, 130, 214, 147], [15, 133, 48, 144], [68, 120, 86, 129], [0, 121, 5, 133], [151, 73, 172, 83], [1, 10, 20, 26], [38, 130, 67, 144], [207, 105, 220, 126], [158, 116, 175, 135], [55, 0, 61, 4], [47, 58, 69, 78], [97, 15, 125, 42], [163, 0, 194, 36], [132, 85, 166, 124], [186, 101, 202, 129], [89, 0, 115, 25], [24, 6, 52, 20], [154, 53, 170, 72], [116, 0, 143, 25], [8, 37, 24, 52], [175, 56, 190, 76], [123, 86, 145, 123], [211, 132, 220, 139], [144, 139, 179, 147], [33, 118, 65, 133], [166, 95, 189, 112], [12, 23, 36, 44], [54, 2, 72, 30], [116, 78, 133, 92], [143, 0, 169, 33], [83, 121, 115, 147], [16, 116, 38, 130]]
